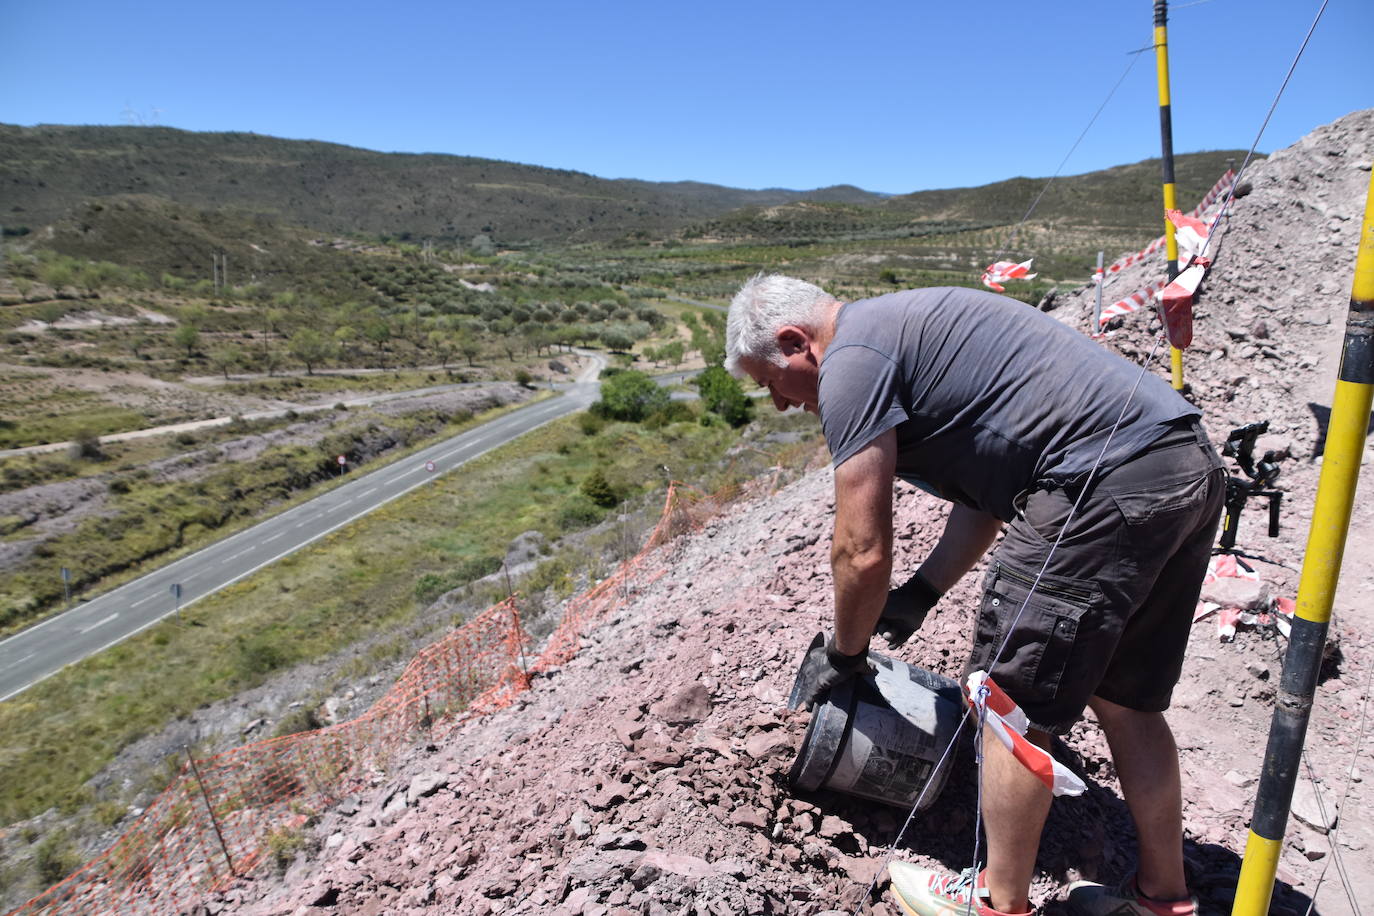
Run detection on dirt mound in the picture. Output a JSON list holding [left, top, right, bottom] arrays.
[[207, 112, 1373, 916]]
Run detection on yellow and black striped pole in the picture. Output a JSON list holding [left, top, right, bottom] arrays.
[[1231, 162, 1374, 916], [1153, 0, 1184, 390]]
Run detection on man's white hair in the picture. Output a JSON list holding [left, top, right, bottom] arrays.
[[724, 273, 837, 377]]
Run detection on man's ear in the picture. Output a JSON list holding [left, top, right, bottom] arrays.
[[776, 326, 810, 357]]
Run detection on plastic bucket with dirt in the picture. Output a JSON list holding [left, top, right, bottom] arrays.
[[788, 633, 964, 810]]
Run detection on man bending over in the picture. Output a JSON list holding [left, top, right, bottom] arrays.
[[725, 274, 1224, 916]]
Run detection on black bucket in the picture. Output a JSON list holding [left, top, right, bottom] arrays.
[[788, 633, 964, 810]]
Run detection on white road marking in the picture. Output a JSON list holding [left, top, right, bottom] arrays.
[[79, 613, 119, 634], [360, 487, 378, 498], [264, 532, 283, 542], [228, 549, 250, 561], [15, 653, 34, 665], [131, 595, 153, 608]]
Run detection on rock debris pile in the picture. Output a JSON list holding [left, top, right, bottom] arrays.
[[216, 111, 1372, 916]]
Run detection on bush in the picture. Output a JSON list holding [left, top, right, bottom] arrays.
[[592, 370, 669, 423], [266, 826, 308, 874], [696, 366, 753, 427], [67, 429, 106, 461], [557, 494, 604, 531], [235, 634, 288, 677], [580, 467, 620, 508], [644, 401, 696, 429], [33, 832, 78, 886], [578, 412, 605, 436]]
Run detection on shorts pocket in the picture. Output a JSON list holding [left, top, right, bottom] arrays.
[[1109, 473, 1210, 526], [969, 562, 1100, 706]]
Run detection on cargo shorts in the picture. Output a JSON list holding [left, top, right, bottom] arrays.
[[963, 419, 1226, 734]]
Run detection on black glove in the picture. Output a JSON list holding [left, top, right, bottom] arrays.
[[789, 633, 875, 711], [875, 571, 942, 648]]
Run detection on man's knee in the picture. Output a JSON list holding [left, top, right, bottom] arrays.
[[1088, 694, 1160, 731]]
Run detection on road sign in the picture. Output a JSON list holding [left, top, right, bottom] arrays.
[[61, 567, 71, 583], [425, 460, 436, 472], [337, 454, 347, 466], [169, 583, 182, 600]]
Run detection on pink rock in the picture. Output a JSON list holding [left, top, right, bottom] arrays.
[[744, 732, 793, 759], [649, 683, 712, 725], [639, 850, 715, 880], [1200, 575, 1269, 610], [729, 806, 768, 830], [818, 815, 851, 840]]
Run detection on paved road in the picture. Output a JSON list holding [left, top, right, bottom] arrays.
[[0, 359, 605, 703]]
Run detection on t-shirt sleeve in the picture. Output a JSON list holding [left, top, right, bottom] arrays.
[[819, 343, 909, 468]]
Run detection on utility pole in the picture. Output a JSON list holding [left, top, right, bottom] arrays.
[[1231, 161, 1374, 916], [1153, 0, 1185, 391]]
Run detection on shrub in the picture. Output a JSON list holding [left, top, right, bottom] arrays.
[[644, 401, 696, 429], [557, 494, 604, 531], [580, 467, 619, 508], [578, 412, 605, 436], [34, 832, 78, 886], [266, 826, 308, 874], [696, 366, 753, 427], [67, 429, 106, 461], [592, 370, 669, 423]]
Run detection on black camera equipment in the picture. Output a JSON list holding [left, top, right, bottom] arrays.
[[1218, 420, 1285, 552]]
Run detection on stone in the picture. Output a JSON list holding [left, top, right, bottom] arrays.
[[818, 815, 851, 840], [744, 732, 793, 759], [406, 771, 450, 804], [1290, 779, 1338, 833], [638, 850, 715, 881], [565, 850, 642, 884], [649, 683, 713, 725], [570, 811, 591, 839], [1199, 575, 1269, 611], [728, 806, 768, 830]]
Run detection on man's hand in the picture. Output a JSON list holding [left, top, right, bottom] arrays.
[[875, 571, 943, 648], [789, 633, 876, 711]]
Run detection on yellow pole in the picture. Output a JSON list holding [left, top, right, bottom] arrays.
[[1154, 1, 1184, 390], [1232, 162, 1374, 916]]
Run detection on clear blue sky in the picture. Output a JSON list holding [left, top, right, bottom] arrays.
[[2, 0, 1367, 195]]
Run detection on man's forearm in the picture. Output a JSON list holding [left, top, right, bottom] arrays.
[[831, 543, 891, 655], [918, 503, 1004, 593]]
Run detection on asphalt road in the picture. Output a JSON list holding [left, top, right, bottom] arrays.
[[0, 361, 605, 703]]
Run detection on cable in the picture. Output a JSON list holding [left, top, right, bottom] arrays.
[[1300, 753, 1363, 916], [1196, 0, 1330, 260], [1303, 643, 1374, 916], [991, 49, 1148, 267]]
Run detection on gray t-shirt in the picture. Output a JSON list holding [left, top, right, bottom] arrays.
[[818, 287, 1198, 522]]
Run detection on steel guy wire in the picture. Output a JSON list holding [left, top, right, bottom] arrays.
[[1302, 642, 1374, 916], [989, 46, 1147, 269], [1196, 0, 1330, 262], [1300, 752, 1363, 916]]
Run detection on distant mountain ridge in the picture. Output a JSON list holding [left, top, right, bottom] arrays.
[[0, 124, 884, 244], [2, 124, 1251, 248]]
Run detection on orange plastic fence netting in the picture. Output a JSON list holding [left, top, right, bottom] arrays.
[[8, 481, 742, 916]]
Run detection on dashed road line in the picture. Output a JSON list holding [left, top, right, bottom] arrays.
[[79, 613, 119, 634]]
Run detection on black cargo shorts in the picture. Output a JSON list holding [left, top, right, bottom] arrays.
[[964, 419, 1226, 734]]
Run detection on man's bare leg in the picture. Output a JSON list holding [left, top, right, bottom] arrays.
[[1088, 696, 1189, 900], [981, 726, 1053, 913]]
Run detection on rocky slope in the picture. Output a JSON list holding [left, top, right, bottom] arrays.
[[189, 110, 1373, 916]]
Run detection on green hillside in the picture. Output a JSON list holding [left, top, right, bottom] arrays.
[[693, 150, 1250, 243], [0, 124, 884, 245]]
